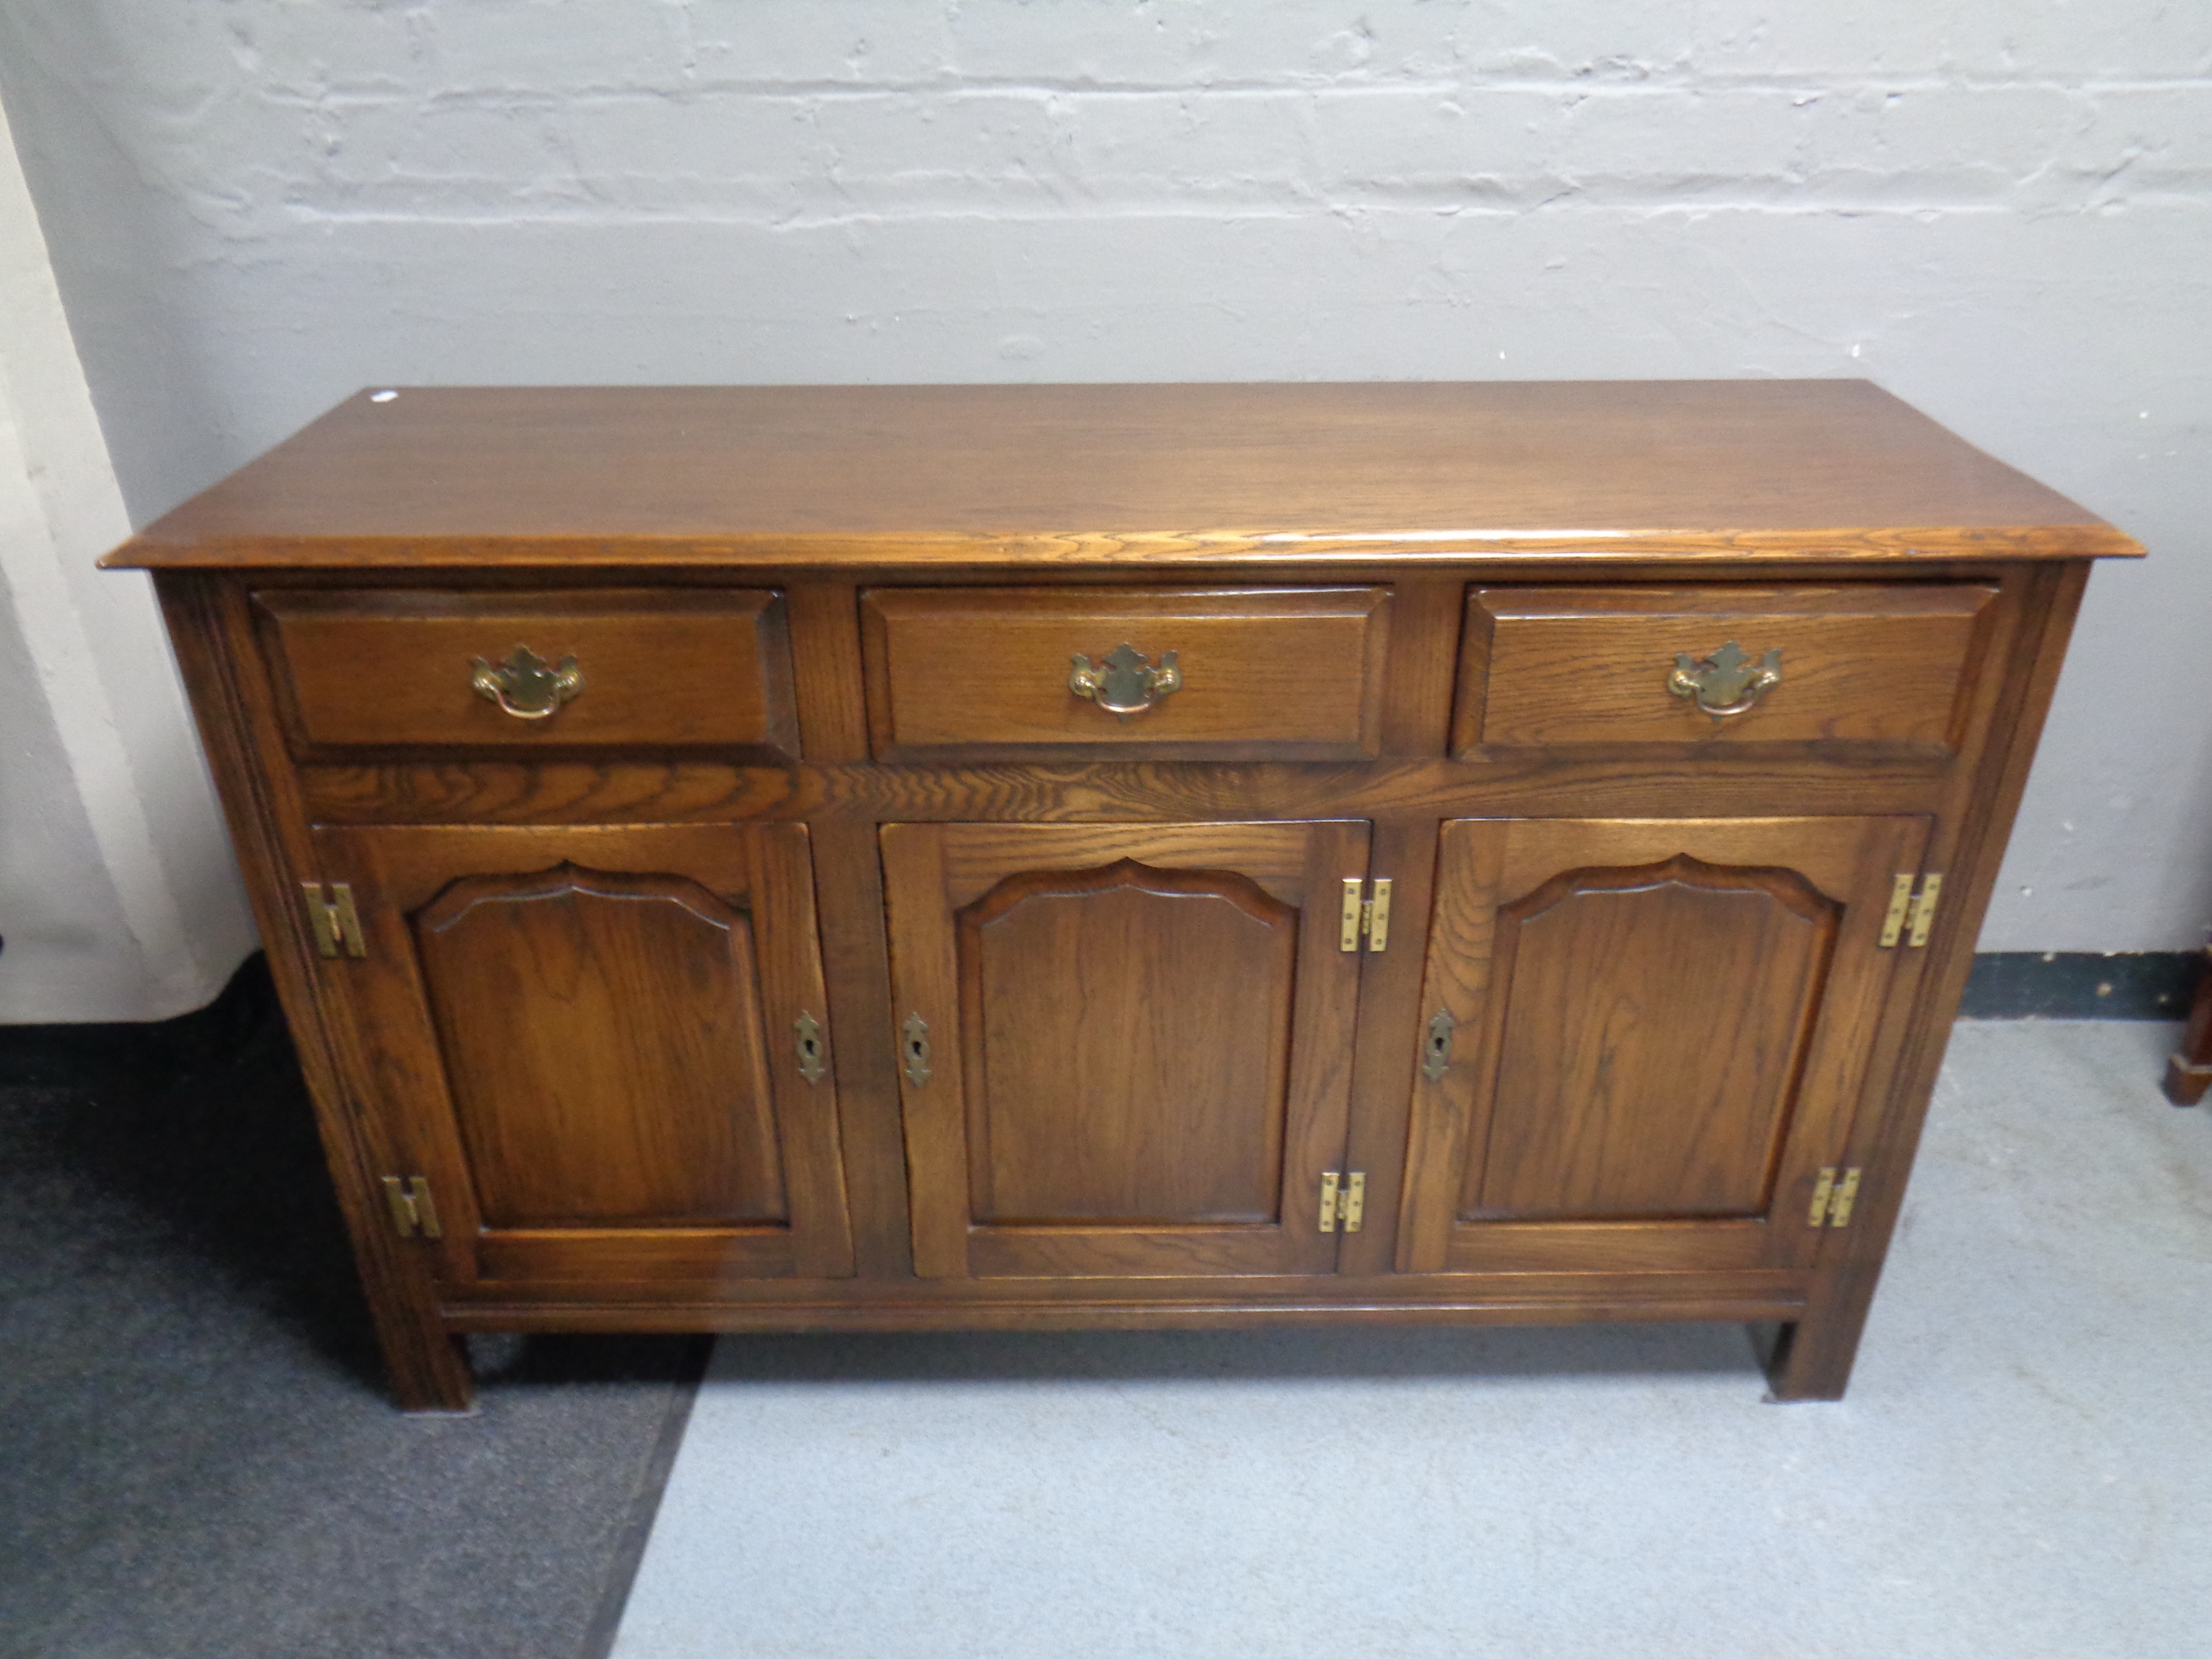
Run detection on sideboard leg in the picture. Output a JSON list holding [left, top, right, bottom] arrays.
[[1761, 1273, 1874, 1402], [2161, 948, 2212, 1105], [375, 1304, 476, 1414]]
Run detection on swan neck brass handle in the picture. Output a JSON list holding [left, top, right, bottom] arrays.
[[1070, 642, 1180, 722], [1668, 641, 1781, 719], [472, 645, 583, 720]]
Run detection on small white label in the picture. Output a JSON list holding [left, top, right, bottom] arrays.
[[369, 389, 398, 403]]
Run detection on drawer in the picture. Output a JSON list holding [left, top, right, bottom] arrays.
[[254, 588, 799, 758], [1453, 585, 1997, 756], [860, 587, 1393, 761]]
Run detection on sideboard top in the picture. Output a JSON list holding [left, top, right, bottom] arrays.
[[105, 380, 2140, 570]]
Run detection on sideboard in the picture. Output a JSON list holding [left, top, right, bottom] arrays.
[[105, 381, 2140, 1410]]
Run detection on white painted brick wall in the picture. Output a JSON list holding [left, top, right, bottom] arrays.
[[1, 0, 2208, 953]]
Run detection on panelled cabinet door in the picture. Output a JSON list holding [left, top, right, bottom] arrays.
[[311, 823, 854, 1287], [1397, 816, 1933, 1276], [882, 821, 1370, 1279]]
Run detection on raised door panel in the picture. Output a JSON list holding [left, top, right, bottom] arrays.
[[413, 869, 789, 1228], [313, 823, 853, 1287], [1398, 816, 1930, 1276], [883, 821, 1368, 1279]]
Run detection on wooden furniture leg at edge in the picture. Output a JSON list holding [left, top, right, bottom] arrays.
[[361, 1262, 476, 1414], [1766, 563, 2096, 1401], [153, 575, 477, 1413], [2162, 947, 2212, 1105], [1760, 1267, 1877, 1402]]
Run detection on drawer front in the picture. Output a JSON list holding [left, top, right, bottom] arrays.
[[1454, 585, 1997, 756], [254, 588, 799, 757], [860, 586, 1393, 760]]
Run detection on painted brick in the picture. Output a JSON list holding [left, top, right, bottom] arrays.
[[4, 0, 2212, 957], [1692, 1, 2212, 80], [1065, 91, 1314, 201]]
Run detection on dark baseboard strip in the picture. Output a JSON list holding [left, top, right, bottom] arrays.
[[578, 1335, 716, 1659], [0, 953, 276, 1088], [1959, 952, 2201, 1020]]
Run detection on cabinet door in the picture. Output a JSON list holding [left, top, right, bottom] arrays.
[[1398, 816, 1930, 1276], [313, 823, 854, 1287], [882, 821, 1370, 1279]]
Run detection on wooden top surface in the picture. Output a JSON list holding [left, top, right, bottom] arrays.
[[105, 380, 2140, 569]]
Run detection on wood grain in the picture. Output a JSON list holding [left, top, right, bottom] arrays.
[[961, 861, 1296, 1225], [413, 867, 790, 1228], [785, 580, 872, 762], [1467, 855, 1834, 1222], [1455, 583, 1996, 754], [860, 585, 1393, 761], [439, 1274, 1814, 1328], [157, 575, 479, 1412], [1399, 815, 1930, 1279], [1768, 560, 2094, 1400], [296, 756, 1951, 830], [254, 587, 799, 758], [116, 384, 2132, 1407], [313, 821, 856, 1287], [882, 819, 1367, 1280], [106, 383, 2139, 569]]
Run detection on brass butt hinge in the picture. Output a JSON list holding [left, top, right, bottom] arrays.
[[1318, 1171, 1366, 1233], [1878, 873, 1943, 950], [303, 881, 366, 959], [1339, 878, 1392, 953], [381, 1175, 443, 1239], [1807, 1166, 1863, 1228]]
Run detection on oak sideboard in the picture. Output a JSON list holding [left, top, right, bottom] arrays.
[[107, 380, 2140, 1410]]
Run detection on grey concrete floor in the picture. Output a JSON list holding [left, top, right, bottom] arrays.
[[613, 1020, 2212, 1659]]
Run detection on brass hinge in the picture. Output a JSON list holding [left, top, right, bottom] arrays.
[[381, 1175, 443, 1239], [1339, 877, 1392, 953], [1318, 1170, 1366, 1233], [1807, 1166, 1863, 1228], [1906, 874, 1943, 948], [1878, 874, 1943, 950], [303, 881, 366, 959]]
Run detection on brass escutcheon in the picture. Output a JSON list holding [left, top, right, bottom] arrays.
[[901, 1013, 933, 1088], [1667, 640, 1781, 718], [471, 644, 583, 720], [793, 1011, 827, 1086], [1070, 641, 1181, 721], [1422, 1008, 1455, 1083]]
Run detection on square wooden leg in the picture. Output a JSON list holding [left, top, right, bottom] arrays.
[[2161, 949, 2212, 1105], [375, 1305, 476, 1414], [1761, 1269, 1877, 1402]]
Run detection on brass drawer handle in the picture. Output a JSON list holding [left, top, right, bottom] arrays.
[[471, 644, 583, 720], [1069, 642, 1180, 721], [1667, 640, 1781, 718]]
